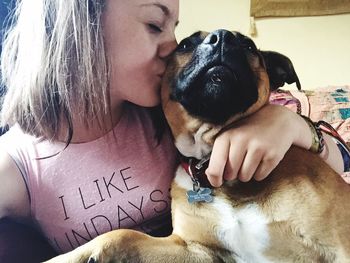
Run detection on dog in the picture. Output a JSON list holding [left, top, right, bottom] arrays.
[[45, 30, 350, 263]]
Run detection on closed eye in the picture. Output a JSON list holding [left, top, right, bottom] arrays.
[[148, 23, 163, 33]]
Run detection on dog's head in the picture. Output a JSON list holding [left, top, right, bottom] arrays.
[[161, 29, 300, 159]]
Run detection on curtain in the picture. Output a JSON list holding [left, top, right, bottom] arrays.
[[250, 0, 350, 18], [249, 0, 350, 36]]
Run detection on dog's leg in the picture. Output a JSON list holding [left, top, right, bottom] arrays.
[[44, 229, 228, 263]]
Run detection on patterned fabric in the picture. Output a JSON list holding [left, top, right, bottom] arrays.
[[269, 89, 302, 114], [270, 85, 350, 143], [270, 86, 350, 183], [304, 86, 350, 141]]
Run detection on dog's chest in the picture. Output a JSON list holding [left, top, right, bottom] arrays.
[[173, 168, 272, 262]]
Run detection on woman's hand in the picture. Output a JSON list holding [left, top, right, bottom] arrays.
[[205, 104, 311, 187]]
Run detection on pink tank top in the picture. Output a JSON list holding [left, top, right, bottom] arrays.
[[0, 104, 177, 253]]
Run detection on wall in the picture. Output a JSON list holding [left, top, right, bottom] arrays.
[[176, 0, 350, 90]]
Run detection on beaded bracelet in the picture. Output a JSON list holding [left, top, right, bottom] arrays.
[[300, 115, 325, 154], [301, 115, 350, 172]]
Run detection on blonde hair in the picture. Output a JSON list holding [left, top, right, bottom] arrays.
[[0, 0, 109, 142]]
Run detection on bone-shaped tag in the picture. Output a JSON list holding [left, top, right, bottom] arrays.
[[187, 187, 213, 203]]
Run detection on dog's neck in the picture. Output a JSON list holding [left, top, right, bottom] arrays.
[[173, 112, 246, 160], [180, 155, 212, 189], [174, 123, 219, 160]]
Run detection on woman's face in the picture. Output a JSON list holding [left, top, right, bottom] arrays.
[[102, 0, 179, 107]]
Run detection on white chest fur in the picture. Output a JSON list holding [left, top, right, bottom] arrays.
[[174, 168, 271, 262], [213, 199, 271, 263]]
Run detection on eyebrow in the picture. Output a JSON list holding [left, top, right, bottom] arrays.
[[141, 2, 179, 26]]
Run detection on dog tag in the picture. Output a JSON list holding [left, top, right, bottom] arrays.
[[187, 187, 213, 203]]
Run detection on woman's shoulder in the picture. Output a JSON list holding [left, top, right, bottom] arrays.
[[0, 126, 31, 219]]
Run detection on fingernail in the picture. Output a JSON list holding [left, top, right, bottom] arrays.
[[210, 177, 222, 187]]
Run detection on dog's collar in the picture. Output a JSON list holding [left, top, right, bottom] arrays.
[[180, 155, 214, 203], [180, 154, 212, 191]]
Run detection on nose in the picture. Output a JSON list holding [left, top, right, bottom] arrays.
[[158, 35, 178, 59], [203, 29, 236, 47]]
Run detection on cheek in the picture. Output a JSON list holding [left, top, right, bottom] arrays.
[[104, 28, 154, 75], [110, 61, 161, 106], [110, 50, 153, 86], [114, 46, 156, 79], [102, 28, 159, 103]]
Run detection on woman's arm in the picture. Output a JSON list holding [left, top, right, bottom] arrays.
[[293, 112, 344, 174], [0, 149, 30, 219], [206, 104, 344, 187]]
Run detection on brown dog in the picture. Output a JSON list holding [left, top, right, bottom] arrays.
[[45, 30, 350, 263]]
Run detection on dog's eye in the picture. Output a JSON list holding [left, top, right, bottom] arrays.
[[241, 40, 257, 52], [180, 42, 189, 49], [176, 39, 193, 53]]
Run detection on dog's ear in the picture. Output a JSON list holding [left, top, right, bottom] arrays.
[[261, 51, 301, 91]]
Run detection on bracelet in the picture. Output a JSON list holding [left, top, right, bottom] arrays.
[[315, 120, 350, 172], [300, 115, 325, 154]]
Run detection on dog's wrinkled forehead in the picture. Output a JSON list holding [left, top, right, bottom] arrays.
[[177, 30, 257, 51], [168, 30, 264, 92], [172, 30, 261, 71]]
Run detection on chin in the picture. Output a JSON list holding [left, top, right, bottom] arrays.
[[132, 95, 161, 108]]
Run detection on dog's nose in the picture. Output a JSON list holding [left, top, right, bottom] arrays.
[[203, 29, 235, 47]]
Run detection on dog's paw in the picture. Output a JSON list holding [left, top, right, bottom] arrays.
[[85, 250, 109, 263], [44, 229, 143, 263], [43, 244, 107, 263], [44, 249, 105, 263]]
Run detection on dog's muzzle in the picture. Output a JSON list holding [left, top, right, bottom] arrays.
[[172, 29, 259, 124]]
